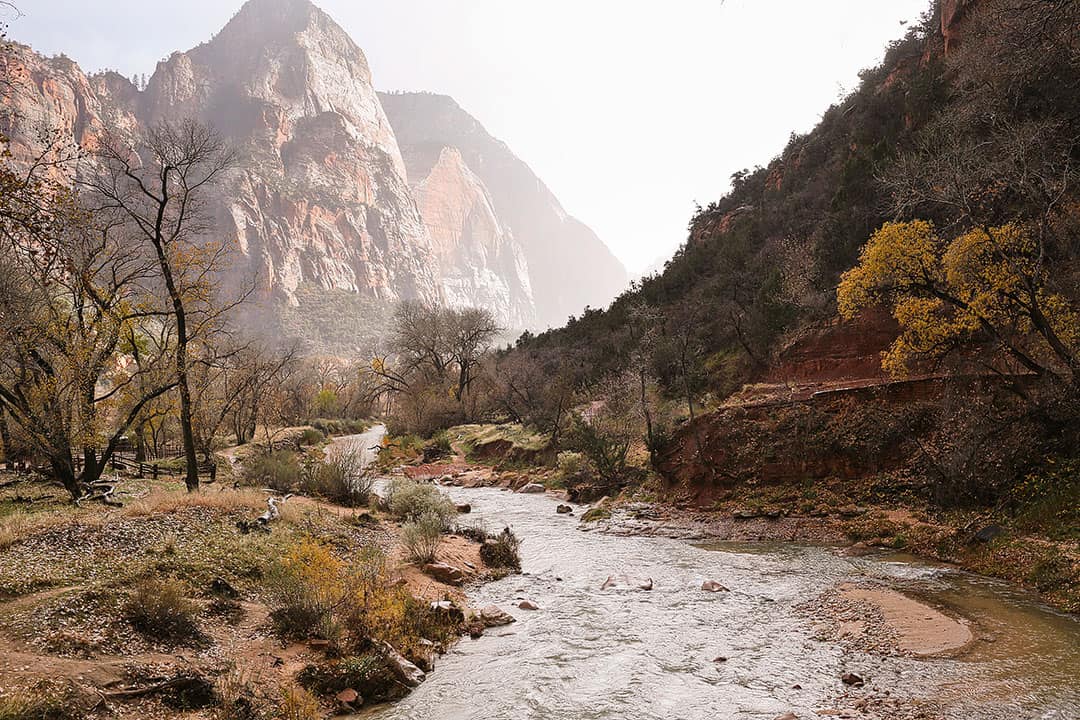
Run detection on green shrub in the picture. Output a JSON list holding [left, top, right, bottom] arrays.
[[479, 528, 522, 572], [401, 512, 443, 564], [124, 577, 201, 641], [243, 451, 300, 492], [298, 428, 325, 446], [384, 478, 455, 528]]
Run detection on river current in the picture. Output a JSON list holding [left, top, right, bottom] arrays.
[[343, 430, 1079, 720]]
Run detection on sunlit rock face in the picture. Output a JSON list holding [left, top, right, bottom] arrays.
[[2, 0, 625, 348], [412, 147, 534, 330], [141, 0, 440, 307], [381, 92, 629, 330]]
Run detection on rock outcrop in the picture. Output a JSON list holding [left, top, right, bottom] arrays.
[[412, 147, 534, 329], [1, 0, 624, 350]]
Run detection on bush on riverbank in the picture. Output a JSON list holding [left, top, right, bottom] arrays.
[[383, 478, 456, 528], [479, 528, 522, 572]]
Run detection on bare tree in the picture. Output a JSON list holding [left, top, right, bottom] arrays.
[[85, 120, 243, 491]]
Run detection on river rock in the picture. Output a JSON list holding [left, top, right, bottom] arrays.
[[376, 640, 426, 687], [556, 504, 573, 514], [479, 605, 516, 627], [842, 542, 876, 557], [601, 574, 653, 591], [841, 672, 865, 687], [971, 524, 1003, 543], [701, 580, 729, 592], [335, 688, 360, 707], [520, 483, 546, 494], [773, 714, 798, 720], [424, 562, 465, 585], [455, 503, 472, 514], [732, 507, 761, 519], [518, 600, 539, 610]]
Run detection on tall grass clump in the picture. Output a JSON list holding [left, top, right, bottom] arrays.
[[300, 443, 374, 507], [243, 451, 300, 492], [400, 511, 443, 564]]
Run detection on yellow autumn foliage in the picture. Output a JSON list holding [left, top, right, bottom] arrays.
[[839, 220, 1079, 377]]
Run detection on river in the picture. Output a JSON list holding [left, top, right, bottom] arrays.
[[344, 427, 1079, 720]]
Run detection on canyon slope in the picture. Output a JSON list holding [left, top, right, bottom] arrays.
[[0, 0, 624, 351]]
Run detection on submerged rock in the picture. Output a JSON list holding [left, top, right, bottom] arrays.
[[841, 671, 865, 687], [601, 574, 653, 591], [701, 580, 729, 592], [556, 504, 573, 514]]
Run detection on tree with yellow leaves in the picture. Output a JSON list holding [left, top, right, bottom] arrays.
[[838, 220, 1080, 388]]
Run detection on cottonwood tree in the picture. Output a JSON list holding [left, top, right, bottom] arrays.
[[0, 141, 176, 499], [838, 220, 1080, 391], [191, 337, 299, 459], [85, 120, 243, 491], [369, 302, 500, 433]]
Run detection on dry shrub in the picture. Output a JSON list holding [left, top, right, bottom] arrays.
[[124, 577, 201, 641], [277, 686, 321, 720], [479, 528, 522, 572], [263, 540, 459, 665], [296, 654, 402, 705], [243, 451, 300, 492], [400, 511, 443, 564], [300, 443, 374, 507], [213, 664, 264, 720], [0, 679, 92, 720]]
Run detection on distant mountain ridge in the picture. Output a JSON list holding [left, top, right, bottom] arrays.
[[0, 0, 627, 350]]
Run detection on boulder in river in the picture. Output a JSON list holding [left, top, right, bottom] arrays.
[[455, 503, 472, 514], [701, 580, 729, 592], [520, 483, 546, 494], [601, 574, 653, 591], [841, 671, 865, 687], [773, 714, 798, 720], [479, 605, 516, 627], [556, 504, 573, 514], [518, 600, 539, 610], [424, 562, 465, 585]]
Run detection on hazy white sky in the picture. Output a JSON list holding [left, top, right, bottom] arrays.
[[9, 0, 930, 272]]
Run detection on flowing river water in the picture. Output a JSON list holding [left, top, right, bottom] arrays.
[[342, 428, 1079, 720]]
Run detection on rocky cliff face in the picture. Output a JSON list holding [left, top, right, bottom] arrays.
[[413, 147, 534, 328], [2, 0, 621, 350], [380, 92, 628, 330]]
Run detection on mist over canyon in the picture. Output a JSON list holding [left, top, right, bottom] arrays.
[[0, 0, 627, 352]]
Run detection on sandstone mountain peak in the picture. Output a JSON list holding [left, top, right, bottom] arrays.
[[2, 3, 627, 351]]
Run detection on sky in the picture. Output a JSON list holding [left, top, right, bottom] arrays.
[[7, 0, 931, 274]]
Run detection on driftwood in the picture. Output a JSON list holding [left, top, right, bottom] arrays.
[[101, 672, 213, 703], [76, 474, 123, 507], [237, 493, 293, 534]]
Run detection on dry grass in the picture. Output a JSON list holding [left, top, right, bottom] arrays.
[[122, 488, 270, 517], [0, 507, 103, 551]]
